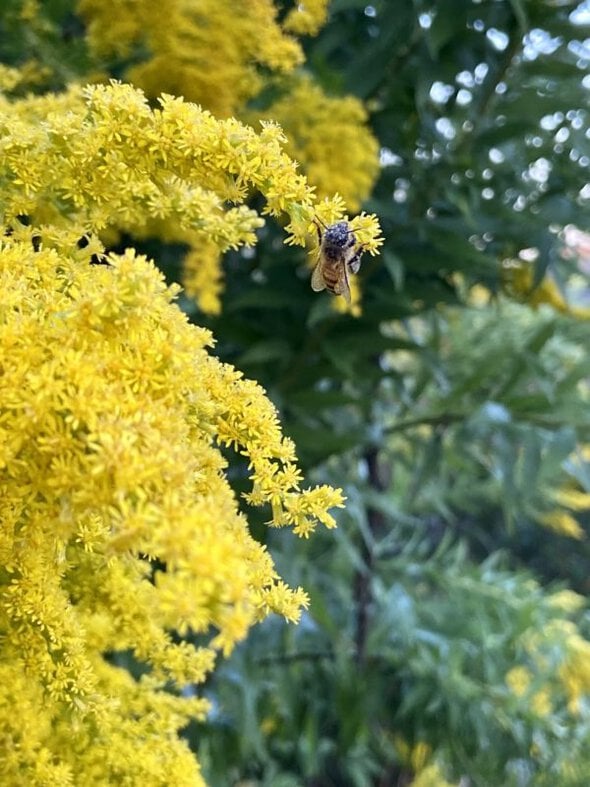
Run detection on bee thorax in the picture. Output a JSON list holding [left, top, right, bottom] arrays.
[[323, 221, 351, 248]]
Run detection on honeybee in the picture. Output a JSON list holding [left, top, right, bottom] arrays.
[[310, 220, 365, 305]]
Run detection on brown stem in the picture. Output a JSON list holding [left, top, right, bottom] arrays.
[[354, 447, 390, 666], [383, 412, 465, 435]]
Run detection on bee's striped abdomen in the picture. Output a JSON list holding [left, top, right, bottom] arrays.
[[323, 262, 341, 293]]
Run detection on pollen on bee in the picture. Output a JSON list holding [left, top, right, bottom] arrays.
[[324, 222, 351, 247]]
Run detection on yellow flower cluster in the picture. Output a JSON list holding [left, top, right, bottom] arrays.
[[0, 232, 343, 782], [506, 609, 590, 722], [283, 0, 330, 36], [181, 239, 224, 315], [0, 660, 208, 786], [0, 81, 382, 315], [502, 260, 590, 320], [0, 61, 50, 94], [548, 588, 586, 613], [258, 77, 380, 211], [3, 3, 382, 315], [77, 0, 305, 117], [0, 79, 374, 780], [534, 478, 590, 540], [410, 764, 457, 787], [552, 621, 590, 713], [394, 738, 457, 786], [505, 666, 553, 717], [535, 509, 585, 540]]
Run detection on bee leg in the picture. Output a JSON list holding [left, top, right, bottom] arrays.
[[347, 247, 365, 275], [313, 219, 323, 244]]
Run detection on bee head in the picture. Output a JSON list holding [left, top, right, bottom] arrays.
[[324, 221, 351, 249]]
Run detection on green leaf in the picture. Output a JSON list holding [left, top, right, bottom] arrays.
[[286, 425, 365, 460], [288, 389, 359, 410], [381, 249, 405, 291], [508, 0, 529, 32], [227, 289, 298, 310], [237, 338, 291, 365]]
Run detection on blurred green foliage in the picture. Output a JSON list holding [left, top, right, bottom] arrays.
[[192, 2, 590, 784]]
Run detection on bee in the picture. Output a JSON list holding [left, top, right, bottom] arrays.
[[310, 220, 365, 305]]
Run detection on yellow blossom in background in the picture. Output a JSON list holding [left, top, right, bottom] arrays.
[[408, 741, 432, 772], [531, 465, 590, 542], [515, 618, 590, 718], [466, 283, 492, 307], [530, 688, 553, 717], [283, 0, 329, 36], [257, 76, 380, 211], [77, 0, 305, 117], [0, 63, 23, 92], [555, 622, 590, 713], [534, 510, 585, 540], [182, 239, 224, 315], [506, 665, 533, 697], [410, 764, 457, 787], [505, 667, 553, 717], [0, 60, 50, 93], [393, 738, 456, 786], [550, 487, 590, 511], [332, 273, 363, 317], [548, 589, 586, 613], [502, 260, 590, 320]]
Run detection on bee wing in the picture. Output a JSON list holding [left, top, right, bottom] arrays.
[[347, 248, 363, 275], [334, 264, 351, 305], [311, 259, 327, 292]]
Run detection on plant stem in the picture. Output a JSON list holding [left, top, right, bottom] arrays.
[[354, 447, 390, 665]]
